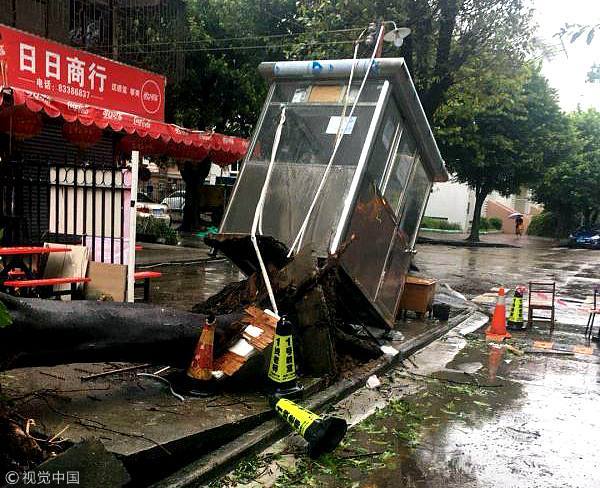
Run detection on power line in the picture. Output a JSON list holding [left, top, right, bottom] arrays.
[[96, 27, 365, 50], [118, 38, 360, 55]]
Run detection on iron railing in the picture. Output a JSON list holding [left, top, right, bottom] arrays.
[[0, 157, 130, 264]]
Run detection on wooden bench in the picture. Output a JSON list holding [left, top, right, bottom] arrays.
[[134, 271, 162, 302], [3, 277, 91, 299]]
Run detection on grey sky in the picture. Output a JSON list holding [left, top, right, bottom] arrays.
[[534, 0, 600, 111]]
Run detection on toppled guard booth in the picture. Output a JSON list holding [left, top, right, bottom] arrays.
[[214, 58, 448, 328]]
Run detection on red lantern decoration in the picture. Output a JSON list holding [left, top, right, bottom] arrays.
[[62, 121, 103, 149], [0, 106, 43, 140]]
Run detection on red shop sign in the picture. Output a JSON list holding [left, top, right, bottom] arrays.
[[0, 24, 166, 121]]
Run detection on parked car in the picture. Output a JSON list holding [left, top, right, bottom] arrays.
[[161, 191, 186, 211], [161, 187, 229, 225], [568, 228, 600, 249], [136, 192, 170, 224]]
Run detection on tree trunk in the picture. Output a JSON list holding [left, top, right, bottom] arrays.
[[422, 0, 458, 120], [180, 159, 211, 232], [0, 293, 244, 370], [468, 190, 487, 242], [584, 208, 592, 228]]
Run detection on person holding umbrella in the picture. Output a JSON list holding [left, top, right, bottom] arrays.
[[509, 212, 524, 237]]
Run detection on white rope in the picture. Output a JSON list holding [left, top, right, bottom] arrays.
[[286, 32, 381, 257], [250, 106, 287, 316]]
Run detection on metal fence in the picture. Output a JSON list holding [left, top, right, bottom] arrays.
[[139, 178, 186, 207], [0, 157, 130, 264]]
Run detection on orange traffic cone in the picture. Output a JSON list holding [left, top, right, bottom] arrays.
[[187, 314, 216, 381], [486, 287, 511, 341]]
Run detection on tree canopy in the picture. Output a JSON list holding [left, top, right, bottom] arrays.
[[435, 59, 567, 240], [532, 108, 600, 234], [155, 1, 585, 237]]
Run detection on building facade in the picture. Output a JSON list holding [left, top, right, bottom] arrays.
[[0, 0, 186, 81], [425, 179, 543, 234]]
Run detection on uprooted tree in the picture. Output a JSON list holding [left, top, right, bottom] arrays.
[[0, 236, 383, 375]]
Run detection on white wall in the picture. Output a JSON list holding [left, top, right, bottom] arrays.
[[424, 180, 475, 231], [485, 188, 537, 216], [207, 162, 234, 184]]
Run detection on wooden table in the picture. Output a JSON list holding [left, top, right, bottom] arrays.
[[398, 275, 438, 319]]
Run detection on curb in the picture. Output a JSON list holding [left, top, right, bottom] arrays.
[[417, 236, 518, 248], [419, 230, 502, 235], [151, 308, 476, 488], [136, 256, 225, 268]]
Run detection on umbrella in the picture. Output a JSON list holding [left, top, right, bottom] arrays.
[[508, 212, 523, 219]]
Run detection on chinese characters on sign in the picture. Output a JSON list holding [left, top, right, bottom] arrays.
[[20, 43, 107, 98], [1, 24, 165, 121]]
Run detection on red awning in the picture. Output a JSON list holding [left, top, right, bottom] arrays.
[[0, 87, 249, 166]]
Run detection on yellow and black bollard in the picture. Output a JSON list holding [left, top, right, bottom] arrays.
[[507, 286, 525, 330], [274, 398, 347, 458], [268, 315, 303, 398]]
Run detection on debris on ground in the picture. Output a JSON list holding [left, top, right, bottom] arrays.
[[366, 375, 381, 389]]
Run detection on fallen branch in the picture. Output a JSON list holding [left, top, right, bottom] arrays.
[[81, 364, 152, 381], [338, 450, 385, 459], [506, 426, 541, 437], [36, 394, 171, 455]]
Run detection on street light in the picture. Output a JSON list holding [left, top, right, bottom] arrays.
[[383, 23, 412, 48]]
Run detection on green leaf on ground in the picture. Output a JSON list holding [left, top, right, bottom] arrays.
[[0, 301, 12, 328]]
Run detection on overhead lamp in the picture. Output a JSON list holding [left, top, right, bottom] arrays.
[[383, 26, 411, 48]]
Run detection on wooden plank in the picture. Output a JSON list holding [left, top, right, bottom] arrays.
[[85, 261, 127, 302]]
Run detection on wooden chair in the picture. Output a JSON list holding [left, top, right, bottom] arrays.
[[585, 286, 600, 339], [527, 281, 556, 329]]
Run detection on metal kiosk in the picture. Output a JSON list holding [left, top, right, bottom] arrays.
[[215, 58, 448, 328]]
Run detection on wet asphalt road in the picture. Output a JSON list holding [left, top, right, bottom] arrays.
[[416, 237, 600, 299], [220, 323, 600, 488], [147, 236, 600, 313], [196, 237, 600, 488]]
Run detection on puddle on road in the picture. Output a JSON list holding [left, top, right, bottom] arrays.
[[146, 260, 244, 310], [218, 329, 600, 488]]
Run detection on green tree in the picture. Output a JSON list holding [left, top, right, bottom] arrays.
[[168, 0, 298, 230], [288, 0, 533, 120], [557, 23, 599, 46], [533, 109, 600, 234], [437, 64, 569, 241]]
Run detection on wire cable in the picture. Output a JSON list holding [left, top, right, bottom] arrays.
[[117, 38, 360, 55], [95, 26, 365, 50], [250, 107, 287, 316]]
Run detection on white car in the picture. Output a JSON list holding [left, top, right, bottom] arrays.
[[161, 190, 186, 211], [136, 192, 171, 223]]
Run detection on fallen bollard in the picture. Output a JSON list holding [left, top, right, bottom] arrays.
[[273, 398, 347, 458]]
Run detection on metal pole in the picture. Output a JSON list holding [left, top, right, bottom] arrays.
[[126, 151, 139, 303]]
